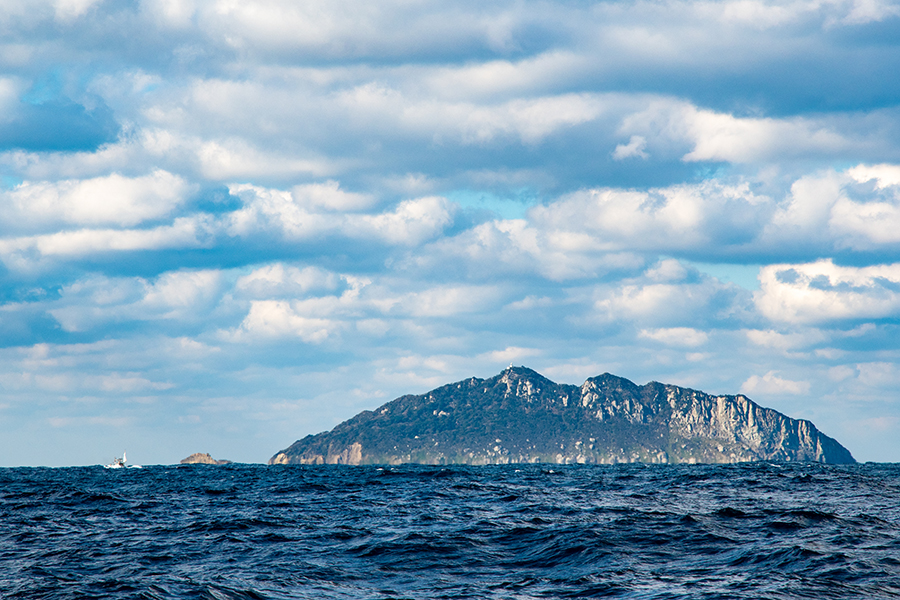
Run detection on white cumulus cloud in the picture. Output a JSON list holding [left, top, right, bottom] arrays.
[[755, 260, 900, 324], [740, 371, 811, 396], [3, 170, 192, 228]]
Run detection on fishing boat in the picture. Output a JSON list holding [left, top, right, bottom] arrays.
[[104, 451, 141, 469]]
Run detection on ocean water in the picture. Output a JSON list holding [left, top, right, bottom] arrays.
[[2, 463, 899, 599]]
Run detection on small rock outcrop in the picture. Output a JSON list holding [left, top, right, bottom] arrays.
[[180, 452, 232, 465], [270, 367, 855, 466]]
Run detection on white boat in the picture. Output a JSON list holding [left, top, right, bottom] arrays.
[[104, 451, 142, 469]]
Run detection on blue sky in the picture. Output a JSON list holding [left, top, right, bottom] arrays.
[[2, 0, 900, 465]]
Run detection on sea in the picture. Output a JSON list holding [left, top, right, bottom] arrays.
[[1, 462, 899, 599]]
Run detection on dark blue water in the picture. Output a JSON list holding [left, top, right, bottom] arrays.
[[2, 463, 899, 599]]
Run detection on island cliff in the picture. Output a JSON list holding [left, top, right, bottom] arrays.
[[270, 367, 855, 465]]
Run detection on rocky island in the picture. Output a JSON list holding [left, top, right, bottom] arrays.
[[270, 367, 855, 466], [180, 452, 232, 465]]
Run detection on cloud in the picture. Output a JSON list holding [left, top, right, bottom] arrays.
[[760, 168, 900, 251], [235, 264, 342, 299], [98, 373, 174, 392], [226, 184, 454, 245], [841, 0, 900, 24], [681, 109, 849, 163], [49, 269, 226, 332], [478, 346, 542, 364], [234, 301, 339, 343], [855, 361, 900, 389], [527, 180, 771, 255], [2, 170, 191, 228], [592, 279, 742, 327], [416, 164, 900, 271], [54, 0, 103, 21], [420, 52, 588, 100], [755, 260, 900, 324], [350, 196, 455, 245], [0, 217, 208, 273], [740, 371, 811, 395], [397, 284, 505, 317], [1, 130, 336, 184], [291, 181, 375, 212], [617, 99, 854, 164], [195, 139, 332, 181], [744, 328, 829, 353], [613, 135, 648, 160], [418, 217, 647, 281], [639, 327, 709, 347], [332, 84, 609, 145], [848, 163, 900, 189], [226, 271, 508, 344]]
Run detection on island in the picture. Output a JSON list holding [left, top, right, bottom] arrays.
[[270, 366, 855, 465], [180, 453, 232, 465]]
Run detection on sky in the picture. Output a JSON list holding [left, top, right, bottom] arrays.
[[2, 0, 900, 466]]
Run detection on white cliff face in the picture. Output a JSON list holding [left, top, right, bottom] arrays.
[[661, 385, 834, 463], [580, 379, 657, 424], [270, 367, 855, 466]]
